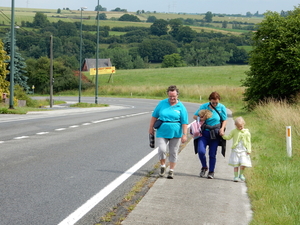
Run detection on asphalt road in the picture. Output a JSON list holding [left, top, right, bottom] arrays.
[[0, 97, 198, 225]]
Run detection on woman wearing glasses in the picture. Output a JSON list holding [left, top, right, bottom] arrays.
[[149, 85, 188, 179], [193, 91, 227, 179]]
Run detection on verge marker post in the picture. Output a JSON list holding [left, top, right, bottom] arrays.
[[286, 126, 292, 157]]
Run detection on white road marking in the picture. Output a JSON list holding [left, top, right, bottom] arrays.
[[36, 132, 49, 135], [13, 136, 29, 140], [4, 112, 151, 145], [58, 147, 158, 225], [55, 128, 66, 131]]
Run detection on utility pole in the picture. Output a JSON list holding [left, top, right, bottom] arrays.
[[50, 35, 53, 108], [9, 0, 15, 109], [78, 7, 87, 103]]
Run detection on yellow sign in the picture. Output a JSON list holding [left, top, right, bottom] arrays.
[[90, 67, 116, 75]]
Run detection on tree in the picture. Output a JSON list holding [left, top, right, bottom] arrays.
[[111, 7, 127, 12], [161, 53, 185, 68], [56, 21, 78, 37], [181, 42, 231, 66], [225, 44, 248, 64], [146, 16, 157, 23], [204, 11, 213, 22], [132, 55, 146, 69], [169, 19, 183, 38], [150, 19, 168, 36], [4, 32, 29, 92], [25, 56, 82, 94], [57, 8, 61, 14], [242, 7, 300, 108], [246, 12, 252, 17], [0, 39, 9, 97], [32, 12, 49, 28], [175, 26, 197, 43], [95, 5, 107, 11], [222, 21, 228, 28], [119, 14, 141, 22], [100, 48, 133, 69], [138, 39, 177, 62], [96, 13, 107, 20]]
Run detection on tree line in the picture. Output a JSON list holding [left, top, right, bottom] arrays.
[[0, 11, 251, 95]]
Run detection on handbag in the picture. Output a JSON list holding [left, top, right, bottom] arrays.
[[190, 119, 201, 139], [153, 119, 163, 129], [210, 103, 226, 157]]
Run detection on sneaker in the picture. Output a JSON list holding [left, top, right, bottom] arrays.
[[200, 168, 208, 177], [233, 177, 239, 182], [239, 174, 246, 181], [167, 170, 174, 179], [159, 167, 166, 177], [207, 172, 214, 179]]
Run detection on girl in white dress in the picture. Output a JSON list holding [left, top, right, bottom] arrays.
[[221, 117, 252, 182]]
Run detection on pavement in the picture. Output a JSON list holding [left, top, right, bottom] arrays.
[[122, 115, 253, 225]]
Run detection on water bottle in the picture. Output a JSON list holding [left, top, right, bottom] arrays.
[[149, 134, 155, 148]]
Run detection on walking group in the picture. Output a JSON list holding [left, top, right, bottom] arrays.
[[149, 85, 252, 182]]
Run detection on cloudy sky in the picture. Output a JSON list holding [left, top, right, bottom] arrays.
[[1, 0, 300, 14]]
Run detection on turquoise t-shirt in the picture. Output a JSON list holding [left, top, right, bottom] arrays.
[[194, 102, 227, 126], [152, 98, 188, 139]]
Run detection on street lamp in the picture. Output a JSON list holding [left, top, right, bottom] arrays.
[[78, 6, 87, 103], [95, 0, 100, 104]]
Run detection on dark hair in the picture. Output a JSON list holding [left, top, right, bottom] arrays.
[[167, 85, 179, 95], [208, 91, 221, 100]]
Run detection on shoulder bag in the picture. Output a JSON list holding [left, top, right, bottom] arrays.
[[209, 103, 226, 157]]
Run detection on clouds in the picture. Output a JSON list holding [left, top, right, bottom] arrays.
[[2, 0, 299, 14]]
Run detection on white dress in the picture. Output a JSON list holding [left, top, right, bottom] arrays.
[[228, 140, 252, 167]]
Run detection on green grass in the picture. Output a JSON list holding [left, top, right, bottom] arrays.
[[240, 100, 300, 225], [86, 65, 248, 86], [0, 99, 65, 114], [70, 102, 108, 107], [82, 65, 248, 110]]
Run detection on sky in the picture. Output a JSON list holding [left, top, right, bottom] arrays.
[[1, 0, 300, 14]]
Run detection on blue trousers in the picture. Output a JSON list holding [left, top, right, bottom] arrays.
[[197, 130, 219, 172]]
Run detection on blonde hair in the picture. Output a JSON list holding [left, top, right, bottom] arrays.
[[235, 116, 245, 126], [198, 109, 212, 119]]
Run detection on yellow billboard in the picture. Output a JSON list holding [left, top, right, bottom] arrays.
[[90, 66, 116, 75]]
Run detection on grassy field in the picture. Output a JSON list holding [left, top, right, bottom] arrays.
[[77, 65, 300, 224], [80, 65, 248, 110]]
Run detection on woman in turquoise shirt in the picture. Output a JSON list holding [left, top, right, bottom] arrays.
[[193, 92, 227, 179], [149, 85, 188, 179]]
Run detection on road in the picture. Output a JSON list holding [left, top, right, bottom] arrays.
[[0, 97, 198, 225]]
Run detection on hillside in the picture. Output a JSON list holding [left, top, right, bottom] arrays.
[[0, 6, 262, 35]]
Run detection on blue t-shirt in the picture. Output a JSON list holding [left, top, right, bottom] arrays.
[[152, 98, 188, 139], [194, 102, 227, 126]]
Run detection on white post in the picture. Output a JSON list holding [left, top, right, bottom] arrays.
[[286, 126, 292, 157]]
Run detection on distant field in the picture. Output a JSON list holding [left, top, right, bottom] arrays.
[[86, 65, 248, 87], [0, 6, 261, 35], [239, 45, 252, 52], [79, 65, 248, 108]]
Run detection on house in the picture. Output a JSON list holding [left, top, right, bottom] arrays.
[[81, 58, 112, 71]]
